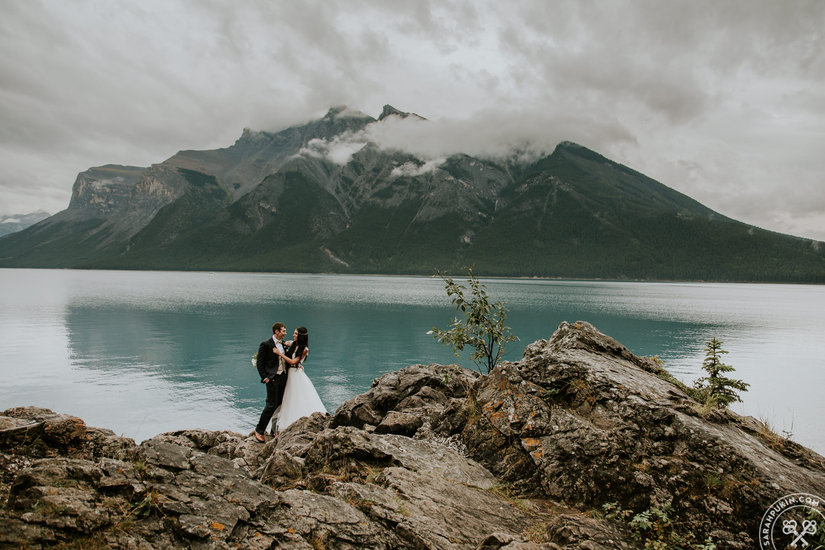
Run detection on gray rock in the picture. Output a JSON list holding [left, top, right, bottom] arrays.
[[457, 321, 825, 548], [259, 449, 304, 488], [374, 410, 424, 436], [136, 438, 192, 470], [333, 363, 479, 429], [0, 416, 44, 447]]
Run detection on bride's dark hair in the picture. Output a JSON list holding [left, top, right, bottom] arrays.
[[287, 327, 308, 360]]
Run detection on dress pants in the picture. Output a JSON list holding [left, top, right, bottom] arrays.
[[255, 372, 287, 434]]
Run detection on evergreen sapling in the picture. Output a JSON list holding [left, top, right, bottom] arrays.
[[694, 338, 749, 409]]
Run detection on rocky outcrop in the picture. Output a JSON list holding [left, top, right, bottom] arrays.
[[452, 322, 825, 547], [3, 322, 825, 549], [66, 165, 147, 218]]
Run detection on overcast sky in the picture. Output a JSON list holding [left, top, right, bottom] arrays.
[[2, 0, 824, 240]]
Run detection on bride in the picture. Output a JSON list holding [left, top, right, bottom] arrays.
[[275, 326, 326, 432]]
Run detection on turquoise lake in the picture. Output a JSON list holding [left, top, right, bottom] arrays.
[[0, 269, 822, 454]]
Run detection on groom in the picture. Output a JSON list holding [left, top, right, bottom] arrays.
[[253, 322, 288, 442]]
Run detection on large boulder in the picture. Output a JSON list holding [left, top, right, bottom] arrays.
[[450, 321, 825, 548], [332, 363, 479, 435]]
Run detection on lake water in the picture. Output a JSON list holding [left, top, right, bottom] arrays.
[[0, 269, 822, 455]]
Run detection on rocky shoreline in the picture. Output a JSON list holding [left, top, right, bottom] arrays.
[[2, 321, 824, 549]]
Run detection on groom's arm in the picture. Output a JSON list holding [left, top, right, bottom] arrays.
[[256, 341, 270, 382]]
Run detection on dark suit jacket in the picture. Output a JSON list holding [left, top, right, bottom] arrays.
[[256, 338, 282, 382]]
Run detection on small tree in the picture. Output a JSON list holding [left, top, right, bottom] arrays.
[[693, 338, 749, 409], [429, 268, 517, 374]]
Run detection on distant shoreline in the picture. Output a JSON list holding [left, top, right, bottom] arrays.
[[1, 265, 822, 285]]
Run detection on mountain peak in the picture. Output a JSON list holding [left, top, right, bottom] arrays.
[[323, 105, 372, 121], [235, 127, 271, 145], [378, 104, 426, 121], [557, 140, 584, 149]]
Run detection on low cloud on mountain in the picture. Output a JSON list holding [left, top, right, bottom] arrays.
[[298, 136, 367, 166], [299, 108, 636, 168]]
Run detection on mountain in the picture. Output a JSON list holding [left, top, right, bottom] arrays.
[[2, 105, 824, 282], [0, 211, 50, 237]]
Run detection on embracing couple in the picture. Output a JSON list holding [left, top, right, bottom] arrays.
[[253, 322, 326, 442]]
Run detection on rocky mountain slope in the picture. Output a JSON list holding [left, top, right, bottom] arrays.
[[1, 105, 824, 281], [3, 322, 823, 549]]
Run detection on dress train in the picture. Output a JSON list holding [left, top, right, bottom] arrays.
[[276, 366, 326, 432]]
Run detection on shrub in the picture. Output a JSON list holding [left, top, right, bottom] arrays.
[[429, 268, 517, 373]]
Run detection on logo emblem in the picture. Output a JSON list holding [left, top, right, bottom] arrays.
[[761, 493, 825, 549]]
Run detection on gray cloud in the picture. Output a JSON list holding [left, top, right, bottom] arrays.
[[1, 0, 823, 240]]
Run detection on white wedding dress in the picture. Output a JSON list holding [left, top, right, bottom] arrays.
[[276, 364, 326, 432]]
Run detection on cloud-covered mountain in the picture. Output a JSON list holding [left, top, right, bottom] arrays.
[[0, 211, 51, 237], [1, 105, 823, 282]]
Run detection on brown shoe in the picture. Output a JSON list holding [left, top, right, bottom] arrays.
[[253, 430, 266, 443]]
